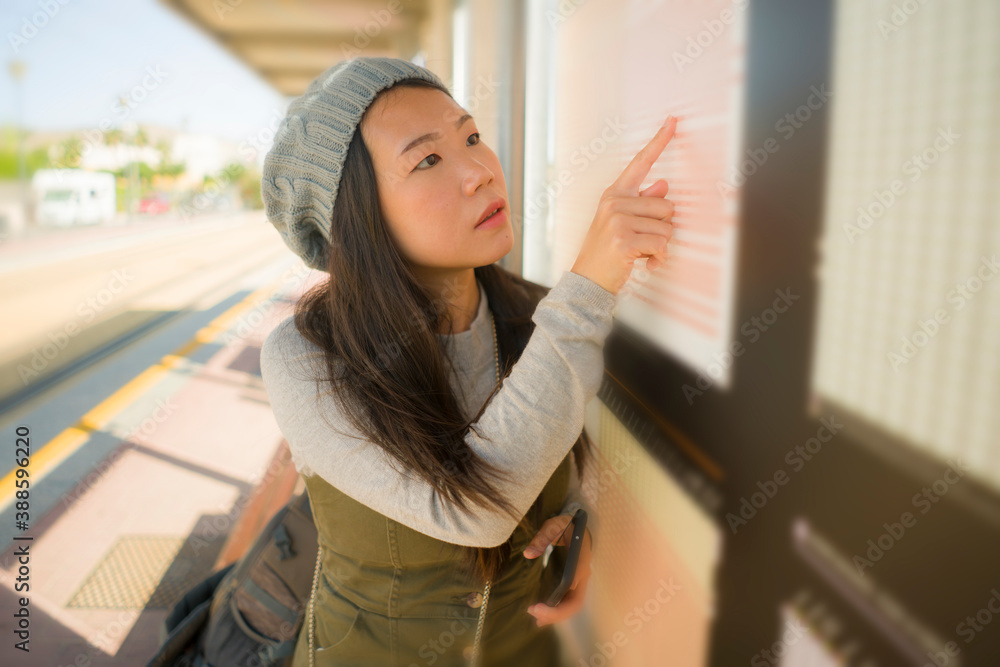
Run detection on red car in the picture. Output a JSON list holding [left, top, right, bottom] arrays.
[[139, 194, 171, 214]]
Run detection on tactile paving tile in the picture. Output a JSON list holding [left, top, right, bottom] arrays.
[[67, 534, 223, 610]]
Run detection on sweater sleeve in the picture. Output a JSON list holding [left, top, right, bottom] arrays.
[[260, 269, 617, 548]]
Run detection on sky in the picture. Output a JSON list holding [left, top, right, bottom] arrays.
[[1, 0, 290, 145]]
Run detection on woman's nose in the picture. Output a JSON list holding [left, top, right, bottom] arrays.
[[461, 157, 495, 194]]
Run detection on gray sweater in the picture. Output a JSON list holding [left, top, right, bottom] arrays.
[[259, 269, 617, 548]]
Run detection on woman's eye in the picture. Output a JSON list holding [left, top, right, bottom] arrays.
[[415, 133, 481, 170], [415, 154, 439, 169]]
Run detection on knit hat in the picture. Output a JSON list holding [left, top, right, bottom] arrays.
[[261, 57, 448, 272]]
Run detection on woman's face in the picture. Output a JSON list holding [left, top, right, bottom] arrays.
[[361, 86, 513, 281]]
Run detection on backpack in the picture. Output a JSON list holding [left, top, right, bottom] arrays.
[[147, 490, 319, 667]]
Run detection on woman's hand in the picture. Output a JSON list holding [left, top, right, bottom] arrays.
[[522, 514, 593, 628], [570, 115, 678, 296]]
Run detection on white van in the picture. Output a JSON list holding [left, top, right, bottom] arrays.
[[32, 169, 117, 227]]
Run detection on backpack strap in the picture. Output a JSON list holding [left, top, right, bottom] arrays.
[[145, 564, 235, 667]]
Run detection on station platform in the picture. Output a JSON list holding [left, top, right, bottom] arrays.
[[0, 251, 317, 665]]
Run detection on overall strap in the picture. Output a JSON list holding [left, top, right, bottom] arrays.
[[467, 579, 491, 667], [308, 544, 322, 667]]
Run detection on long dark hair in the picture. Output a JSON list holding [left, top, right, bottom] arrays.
[[292, 77, 593, 584]]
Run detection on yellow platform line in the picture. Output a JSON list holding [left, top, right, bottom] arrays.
[[0, 276, 290, 511]]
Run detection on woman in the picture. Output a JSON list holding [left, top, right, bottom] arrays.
[[259, 57, 676, 667]]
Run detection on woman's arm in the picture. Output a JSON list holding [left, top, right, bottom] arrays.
[[260, 269, 616, 548]]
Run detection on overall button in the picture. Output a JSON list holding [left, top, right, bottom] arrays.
[[465, 591, 484, 608]]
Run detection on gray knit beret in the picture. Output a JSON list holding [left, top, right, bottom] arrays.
[[261, 56, 448, 272]]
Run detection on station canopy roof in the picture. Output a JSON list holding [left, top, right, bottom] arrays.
[[160, 0, 429, 96]]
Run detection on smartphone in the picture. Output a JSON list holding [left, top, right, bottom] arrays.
[[537, 508, 587, 607]]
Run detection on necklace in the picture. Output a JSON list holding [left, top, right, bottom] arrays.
[[309, 311, 500, 667], [467, 311, 498, 667]]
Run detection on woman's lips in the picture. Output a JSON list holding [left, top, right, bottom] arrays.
[[475, 198, 507, 226], [475, 206, 507, 229]]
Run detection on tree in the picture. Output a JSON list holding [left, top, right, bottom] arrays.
[[57, 135, 83, 168]]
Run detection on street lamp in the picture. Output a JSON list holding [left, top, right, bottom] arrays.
[[122, 115, 139, 222]]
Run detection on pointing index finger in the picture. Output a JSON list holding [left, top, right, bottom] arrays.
[[611, 115, 677, 195]]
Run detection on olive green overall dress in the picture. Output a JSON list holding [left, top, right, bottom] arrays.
[[291, 453, 573, 667]]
